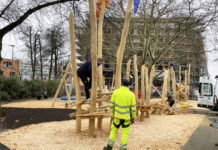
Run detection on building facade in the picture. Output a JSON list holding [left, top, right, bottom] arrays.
[[0, 58, 20, 78], [76, 17, 208, 87]]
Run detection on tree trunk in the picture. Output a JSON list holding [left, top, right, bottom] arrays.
[[0, 35, 2, 62], [39, 36, 43, 80]]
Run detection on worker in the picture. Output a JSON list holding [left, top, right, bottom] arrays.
[[77, 58, 103, 99], [103, 79, 136, 150]]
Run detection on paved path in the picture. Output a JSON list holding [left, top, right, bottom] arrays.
[[182, 115, 218, 150]]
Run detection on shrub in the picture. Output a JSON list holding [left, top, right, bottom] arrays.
[[0, 91, 11, 101], [0, 76, 22, 98], [45, 80, 60, 97], [23, 80, 45, 97]]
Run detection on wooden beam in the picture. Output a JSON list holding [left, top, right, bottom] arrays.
[[140, 65, 145, 121], [162, 70, 169, 103]]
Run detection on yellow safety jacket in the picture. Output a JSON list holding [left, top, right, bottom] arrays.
[[110, 86, 136, 120]]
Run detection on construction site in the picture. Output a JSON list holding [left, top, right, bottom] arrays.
[[0, 0, 218, 150]]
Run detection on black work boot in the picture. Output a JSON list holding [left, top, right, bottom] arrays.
[[103, 145, 112, 150]]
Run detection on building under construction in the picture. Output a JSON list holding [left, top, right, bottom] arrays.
[[76, 16, 208, 90]]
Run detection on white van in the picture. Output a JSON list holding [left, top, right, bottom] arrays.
[[197, 76, 218, 111]]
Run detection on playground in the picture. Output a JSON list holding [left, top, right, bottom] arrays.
[[0, 99, 206, 150], [1, 0, 218, 150]]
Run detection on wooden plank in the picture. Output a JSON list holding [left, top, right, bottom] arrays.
[[69, 12, 82, 133], [184, 70, 188, 101], [114, 0, 133, 89]]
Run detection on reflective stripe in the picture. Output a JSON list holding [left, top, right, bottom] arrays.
[[120, 144, 127, 149], [107, 138, 114, 146], [115, 104, 130, 108], [130, 104, 136, 107], [110, 106, 114, 109], [115, 109, 131, 114], [110, 101, 115, 104], [131, 110, 136, 112]]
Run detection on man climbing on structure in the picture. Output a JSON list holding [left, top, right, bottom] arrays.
[[77, 58, 103, 99], [103, 79, 136, 150]]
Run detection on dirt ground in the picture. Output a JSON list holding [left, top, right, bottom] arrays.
[[0, 99, 207, 150]]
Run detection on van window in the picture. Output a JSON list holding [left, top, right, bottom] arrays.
[[199, 83, 213, 96]]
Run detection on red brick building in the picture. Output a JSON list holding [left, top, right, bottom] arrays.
[[0, 58, 20, 78]]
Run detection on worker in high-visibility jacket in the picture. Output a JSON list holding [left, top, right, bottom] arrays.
[[104, 79, 136, 150]]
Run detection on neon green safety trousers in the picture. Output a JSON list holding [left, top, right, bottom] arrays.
[[107, 118, 131, 150]]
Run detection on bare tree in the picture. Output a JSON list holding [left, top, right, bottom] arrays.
[[0, 0, 79, 62], [44, 24, 66, 80]]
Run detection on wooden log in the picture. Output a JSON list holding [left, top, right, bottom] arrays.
[[147, 65, 155, 105], [141, 65, 145, 104], [171, 68, 177, 104], [51, 62, 71, 107], [69, 13, 82, 133], [187, 64, 191, 100], [162, 70, 169, 103], [114, 0, 133, 89], [140, 65, 145, 120], [126, 59, 132, 81], [145, 67, 149, 104], [133, 55, 139, 116], [88, 0, 98, 137], [184, 70, 188, 101]]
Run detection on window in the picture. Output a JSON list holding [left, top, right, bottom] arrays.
[[199, 83, 213, 96], [4, 61, 13, 68], [10, 72, 15, 77]]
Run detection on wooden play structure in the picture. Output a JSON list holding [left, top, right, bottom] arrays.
[[51, 0, 134, 137], [125, 56, 192, 121], [50, 0, 193, 138]]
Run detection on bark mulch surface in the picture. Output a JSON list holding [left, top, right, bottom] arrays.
[[1, 107, 76, 130]]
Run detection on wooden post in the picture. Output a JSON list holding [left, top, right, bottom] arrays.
[[51, 62, 71, 107], [140, 65, 145, 121], [69, 13, 82, 133], [187, 64, 191, 100], [184, 70, 188, 101], [126, 59, 131, 81], [171, 68, 177, 103], [88, 0, 98, 137], [162, 69, 169, 103], [133, 55, 138, 108], [97, 0, 105, 130], [145, 67, 149, 104], [147, 65, 155, 105], [114, 0, 133, 89]]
